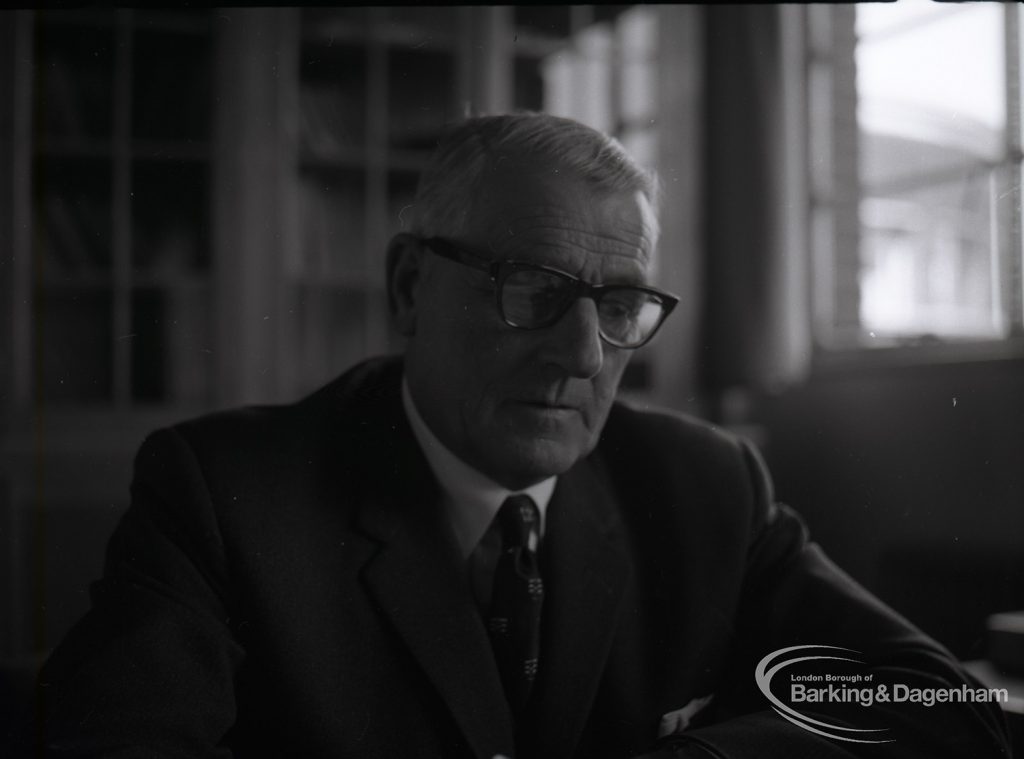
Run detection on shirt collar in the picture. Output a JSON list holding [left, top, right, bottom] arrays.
[[401, 377, 556, 558]]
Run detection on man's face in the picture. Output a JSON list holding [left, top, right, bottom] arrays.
[[402, 156, 658, 490]]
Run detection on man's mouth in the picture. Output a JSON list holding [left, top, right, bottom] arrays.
[[513, 399, 583, 413]]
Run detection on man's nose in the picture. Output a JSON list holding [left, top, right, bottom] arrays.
[[543, 297, 604, 379]]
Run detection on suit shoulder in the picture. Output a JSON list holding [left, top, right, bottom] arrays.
[[597, 398, 773, 506], [137, 355, 402, 475], [601, 397, 749, 464]]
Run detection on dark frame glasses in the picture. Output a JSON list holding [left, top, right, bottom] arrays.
[[420, 237, 679, 349]]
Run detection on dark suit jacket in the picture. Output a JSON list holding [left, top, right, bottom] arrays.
[[33, 357, 1009, 758]]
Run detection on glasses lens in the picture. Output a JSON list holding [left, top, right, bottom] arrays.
[[501, 268, 575, 327], [597, 290, 667, 347]]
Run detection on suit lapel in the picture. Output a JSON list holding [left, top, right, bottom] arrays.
[[345, 370, 515, 759], [524, 456, 633, 759]]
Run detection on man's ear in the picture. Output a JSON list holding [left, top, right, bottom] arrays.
[[386, 233, 424, 336]]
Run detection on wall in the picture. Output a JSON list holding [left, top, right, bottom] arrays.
[[749, 355, 1024, 660]]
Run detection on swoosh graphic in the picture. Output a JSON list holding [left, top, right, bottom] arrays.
[[755, 644, 894, 744]]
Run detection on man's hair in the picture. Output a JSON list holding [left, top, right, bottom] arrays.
[[406, 111, 660, 240]]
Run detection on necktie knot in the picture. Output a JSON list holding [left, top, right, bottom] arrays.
[[497, 494, 539, 550]]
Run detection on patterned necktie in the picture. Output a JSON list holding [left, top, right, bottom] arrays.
[[486, 494, 544, 715]]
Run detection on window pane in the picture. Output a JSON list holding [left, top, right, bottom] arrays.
[[39, 290, 113, 402], [129, 286, 213, 404], [859, 170, 999, 339], [132, 28, 212, 142], [858, 2, 1005, 166], [34, 21, 115, 140], [855, 1, 1007, 342], [542, 23, 614, 133]]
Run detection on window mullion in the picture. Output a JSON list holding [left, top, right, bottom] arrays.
[[1005, 3, 1024, 335]]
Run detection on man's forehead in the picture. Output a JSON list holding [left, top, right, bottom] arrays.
[[483, 209, 655, 273], [468, 168, 657, 262], [487, 205, 652, 257]]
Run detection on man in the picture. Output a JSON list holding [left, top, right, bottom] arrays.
[[32, 113, 1009, 758]]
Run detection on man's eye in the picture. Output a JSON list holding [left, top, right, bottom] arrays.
[[600, 294, 641, 320]]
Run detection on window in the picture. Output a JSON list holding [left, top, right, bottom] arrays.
[[810, 1, 1024, 351], [24, 10, 215, 407]]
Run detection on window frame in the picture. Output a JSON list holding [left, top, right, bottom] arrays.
[[806, 3, 1024, 372]]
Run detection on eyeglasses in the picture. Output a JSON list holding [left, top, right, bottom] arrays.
[[420, 237, 679, 349]]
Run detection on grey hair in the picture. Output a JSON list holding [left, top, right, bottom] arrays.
[[405, 111, 660, 240]]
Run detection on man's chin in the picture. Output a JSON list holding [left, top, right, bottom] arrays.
[[477, 436, 589, 490]]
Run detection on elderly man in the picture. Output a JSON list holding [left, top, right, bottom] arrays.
[[33, 114, 1008, 758]]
